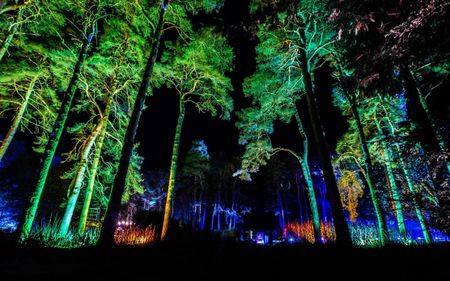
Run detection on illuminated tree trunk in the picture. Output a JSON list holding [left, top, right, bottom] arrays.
[[347, 97, 389, 244], [277, 192, 285, 230], [161, 100, 185, 239], [19, 30, 94, 241], [298, 28, 351, 245], [232, 187, 239, 230], [0, 76, 38, 163], [376, 120, 408, 239], [192, 191, 198, 231], [58, 120, 103, 237], [216, 191, 221, 231], [394, 143, 431, 243], [294, 112, 322, 243], [0, 6, 22, 63], [197, 189, 203, 230], [98, 0, 170, 246], [295, 173, 304, 224], [78, 99, 111, 234], [210, 200, 216, 231], [201, 193, 207, 231]]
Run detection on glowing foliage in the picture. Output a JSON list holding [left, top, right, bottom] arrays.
[[286, 221, 336, 244], [114, 225, 158, 246], [337, 170, 364, 222]]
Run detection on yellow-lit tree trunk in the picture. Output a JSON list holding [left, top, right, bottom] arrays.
[[161, 99, 185, 240], [77, 98, 112, 234]]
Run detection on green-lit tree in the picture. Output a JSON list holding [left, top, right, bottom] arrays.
[[330, 0, 450, 174], [332, 66, 389, 244], [181, 140, 210, 231], [372, 94, 430, 242], [248, 0, 351, 244], [0, 67, 58, 164], [337, 92, 431, 242], [58, 14, 149, 237], [236, 57, 323, 242], [99, 0, 226, 245], [0, 0, 39, 63], [153, 28, 233, 239], [19, 0, 103, 241]]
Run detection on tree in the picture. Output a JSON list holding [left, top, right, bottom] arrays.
[[0, 0, 64, 164], [98, 0, 170, 246], [330, 0, 450, 174], [248, 0, 351, 244], [236, 54, 324, 242], [97, 0, 226, 245], [57, 13, 149, 237], [181, 140, 210, 231], [19, 0, 102, 241], [153, 28, 234, 239], [332, 67, 389, 244]]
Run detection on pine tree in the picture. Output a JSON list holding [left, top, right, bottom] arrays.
[[153, 28, 234, 240]]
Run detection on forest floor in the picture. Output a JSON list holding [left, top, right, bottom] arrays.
[[0, 236, 449, 280]]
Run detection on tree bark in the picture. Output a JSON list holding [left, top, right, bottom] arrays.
[[394, 143, 431, 243], [77, 98, 112, 234], [19, 28, 94, 241], [294, 112, 322, 243], [98, 0, 169, 246], [277, 191, 285, 230], [376, 119, 408, 239], [347, 96, 389, 245], [0, 7, 21, 63], [295, 173, 304, 224], [58, 119, 103, 237], [298, 28, 351, 245], [161, 99, 185, 240], [0, 76, 38, 163]]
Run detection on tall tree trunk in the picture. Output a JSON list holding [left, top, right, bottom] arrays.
[[77, 98, 112, 234], [161, 99, 185, 240], [294, 112, 322, 243], [217, 191, 221, 231], [347, 96, 389, 244], [298, 29, 351, 245], [192, 191, 197, 231], [98, 0, 169, 246], [198, 189, 204, 230], [400, 64, 441, 160], [394, 143, 431, 243], [19, 29, 94, 241], [229, 191, 235, 230], [0, 7, 21, 63], [58, 120, 103, 237], [277, 192, 285, 230], [376, 120, 408, 239], [295, 173, 304, 224], [210, 200, 216, 231], [416, 85, 449, 174], [232, 186, 240, 230], [201, 193, 207, 231], [0, 76, 38, 163]]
